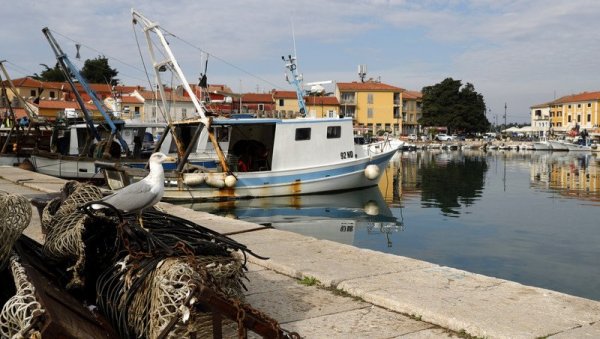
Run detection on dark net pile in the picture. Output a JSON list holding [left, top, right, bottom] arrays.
[[37, 181, 289, 338]]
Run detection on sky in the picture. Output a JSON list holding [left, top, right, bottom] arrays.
[[3, 0, 600, 123]]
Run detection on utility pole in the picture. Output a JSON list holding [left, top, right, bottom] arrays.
[[504, 102, 507, 128]]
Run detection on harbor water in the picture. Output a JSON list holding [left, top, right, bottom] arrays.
[[181, 150, 600, 301]]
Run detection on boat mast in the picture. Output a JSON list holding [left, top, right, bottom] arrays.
[[282, 54, 306, 117], [0, 61, 43, 123], [131, 9, 229, 172]]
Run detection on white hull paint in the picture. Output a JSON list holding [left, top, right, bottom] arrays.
[[105, 148, 396, 202], [30, 154, 103, 180]]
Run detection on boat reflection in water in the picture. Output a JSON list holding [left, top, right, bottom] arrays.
[[178, 186, 404, 247]]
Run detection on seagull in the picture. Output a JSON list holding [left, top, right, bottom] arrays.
[[87, 152, 175, 227]]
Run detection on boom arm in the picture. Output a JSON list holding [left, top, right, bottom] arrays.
[[42, 27, 129, 153]]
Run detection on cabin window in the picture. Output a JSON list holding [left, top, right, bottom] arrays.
[[327, 126, 341, 139], [295, 128, 311, 141]]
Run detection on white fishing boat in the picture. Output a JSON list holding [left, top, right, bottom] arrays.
[[98, 10, 397, 202], [30, 121, 165, 180]]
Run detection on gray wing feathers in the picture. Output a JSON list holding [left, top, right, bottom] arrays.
[[100, 180, 157, 212]]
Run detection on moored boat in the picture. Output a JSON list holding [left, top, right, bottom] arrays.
[[98, 10, 397, 202]]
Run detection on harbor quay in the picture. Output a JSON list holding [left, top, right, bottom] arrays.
[[1, 166, 599, 338]]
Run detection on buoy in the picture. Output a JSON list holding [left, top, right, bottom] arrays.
[[205, 173, 226, 188], [364, 201, 379, 215], [182, 172, 206, 186], [364, 164, 380, 180], [224, 174, 237, 188]]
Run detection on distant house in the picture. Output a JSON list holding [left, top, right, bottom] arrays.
[[401, 90, 422, 135], [272, 90, 339, 118], [547, 91, 600, 134], [335, 81, 404, 135]]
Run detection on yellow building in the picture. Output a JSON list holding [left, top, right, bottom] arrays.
[[272, 90, 340, 118], [335, 81, 404, 135], [549, 91, 600, 134], [401, 90, 422, 135]]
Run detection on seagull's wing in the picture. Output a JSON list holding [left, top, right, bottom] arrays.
[[100, 180, 158, 213]]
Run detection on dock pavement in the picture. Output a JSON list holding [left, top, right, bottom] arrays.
[[1, 165, 599, 339]]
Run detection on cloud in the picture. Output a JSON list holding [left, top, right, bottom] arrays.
[[3, 0, 600, 122]]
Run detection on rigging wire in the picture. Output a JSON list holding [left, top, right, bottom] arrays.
[[159, 27, 283, 90]]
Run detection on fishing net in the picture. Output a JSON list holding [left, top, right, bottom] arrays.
[[0, 191, 32, 270], [0, 253, 44, 338], [42, 181, 104, 289], [33, 181, 293, 338]]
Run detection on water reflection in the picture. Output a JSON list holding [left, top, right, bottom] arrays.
[[179, 186, 405, 247], [530, 152, 600, 202], [179, 150, 600, 300]]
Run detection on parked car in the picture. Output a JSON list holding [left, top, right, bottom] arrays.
[[436, 133, 453, 141], [407, 134, 418, 141]]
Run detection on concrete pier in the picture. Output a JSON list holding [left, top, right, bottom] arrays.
[[1, 166, 599, 338]]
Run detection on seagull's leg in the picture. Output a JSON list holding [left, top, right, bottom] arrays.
[[138, 212, 147, 231]]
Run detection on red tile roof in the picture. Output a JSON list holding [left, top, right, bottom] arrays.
[[402, 90, 422, 100], [305, 96, 339, 105], [337, 81, 404, 92], [118, 95, 143, 104], [272, 90, 297, 99], [553, 91, 600, 104], [241, 93, 273, 103], [36, 99, 96, 111], [134, 90, 192, 102]]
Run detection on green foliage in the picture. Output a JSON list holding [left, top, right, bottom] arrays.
[[299, 276, 320, 286], [81, 56, 119, 85], [33, 56, 119, 85], [419, 78, 490, 133], [33, 63, 66, 82]]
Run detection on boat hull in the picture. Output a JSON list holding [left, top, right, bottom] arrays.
[[103, 148, 397, 202]]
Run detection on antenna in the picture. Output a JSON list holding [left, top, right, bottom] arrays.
[[358, 64, 367, 82]]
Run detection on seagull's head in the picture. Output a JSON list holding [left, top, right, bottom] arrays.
[[149, 152, 175, 164]]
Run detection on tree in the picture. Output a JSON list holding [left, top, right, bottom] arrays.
[[419, 78, 490, 133], [81, 56, 119, 85], [33, 63, 66, 82]]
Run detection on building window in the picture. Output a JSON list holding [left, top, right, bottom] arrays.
[[181, 108, 187, 119], [279, 99, 284, 106], [327, 126, 341, 138], [367, 93, 373, 104], [49, 91, 56, 99], [577, 115, 581, 122], [151, 107, 157, 118], [30, 90, 36, 97], [577, 104, 581, 108], [367, 108, 373, 118], [258, 104, 264, 111], [384, 123, 391, 132], [295, 128, 311, 141], [568, 115, 571, 122], [568, 104, 572, 109], [588, 103, 592, 108], [587, 114, 591, 122], [134, 106, 140, 117]]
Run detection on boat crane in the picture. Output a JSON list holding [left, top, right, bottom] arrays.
[[41, 27, 129, 154]]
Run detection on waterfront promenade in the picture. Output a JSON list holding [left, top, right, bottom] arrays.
[[1, 165, 599, 338]]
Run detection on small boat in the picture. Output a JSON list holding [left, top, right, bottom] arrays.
[[548, 140, 569, 151], [99, 11, 397, 202]]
